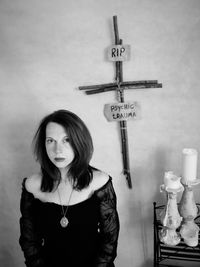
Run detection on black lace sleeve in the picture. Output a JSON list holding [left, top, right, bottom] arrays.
[[94, 177, 120, 267], [19, 178, 45, 267]]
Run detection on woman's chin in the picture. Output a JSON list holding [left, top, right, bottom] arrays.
[[53, 162, 68, 169]]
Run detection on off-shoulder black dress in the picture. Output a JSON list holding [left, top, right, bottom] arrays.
[[19, 177, 120, 267]]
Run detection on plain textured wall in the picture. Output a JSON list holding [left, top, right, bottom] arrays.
[[1, 1, 200, 266]]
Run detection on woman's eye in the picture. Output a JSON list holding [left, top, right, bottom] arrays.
[[46, 139, 53, 144], [64, 137, 70, 143]]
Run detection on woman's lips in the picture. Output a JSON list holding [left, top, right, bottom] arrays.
[[54, 157, 65, 162]]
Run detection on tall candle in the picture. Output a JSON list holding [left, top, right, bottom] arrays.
[[182, 148, 198, 184]]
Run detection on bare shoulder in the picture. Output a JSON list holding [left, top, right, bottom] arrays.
[[91, 170, 110, 191], [25, 173, 42, 194]]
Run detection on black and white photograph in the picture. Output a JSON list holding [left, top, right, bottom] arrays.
[[0, 1, 200, 266]]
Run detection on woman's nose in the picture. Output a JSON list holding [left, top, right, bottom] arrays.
[[55, 142, 63, 153]]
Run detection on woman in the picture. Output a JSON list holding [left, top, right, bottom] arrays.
[[19, 109, 120, 267]]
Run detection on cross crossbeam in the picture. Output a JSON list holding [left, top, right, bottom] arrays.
[[79, 80, 162, 95]]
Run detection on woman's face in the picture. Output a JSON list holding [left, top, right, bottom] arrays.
[[45, 122, 75, 171]]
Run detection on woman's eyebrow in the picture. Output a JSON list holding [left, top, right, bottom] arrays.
[[46, 135, 68, 139]]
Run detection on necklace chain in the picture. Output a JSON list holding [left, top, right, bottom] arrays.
[[57, 186, 74, 227]]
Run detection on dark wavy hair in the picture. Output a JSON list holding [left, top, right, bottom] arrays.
[[32, 109, 94, 192]]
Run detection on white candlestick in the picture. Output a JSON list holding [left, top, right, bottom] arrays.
[[163, 171, 182, 190], [182, 148, 198, 184]]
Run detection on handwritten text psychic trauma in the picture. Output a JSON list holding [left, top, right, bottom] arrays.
[[104, 102, 141, 122]]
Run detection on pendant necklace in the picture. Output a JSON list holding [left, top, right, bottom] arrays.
[[57, 185, 74, 228]]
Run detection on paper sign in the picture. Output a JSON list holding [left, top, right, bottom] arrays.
[[104, 102, 141, 122], [107, 45, 131, 61]]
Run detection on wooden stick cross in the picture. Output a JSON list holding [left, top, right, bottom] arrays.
[[79, 16, 162, 188]]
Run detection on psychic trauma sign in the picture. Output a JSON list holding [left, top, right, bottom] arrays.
[[104, 101, 141, 122]]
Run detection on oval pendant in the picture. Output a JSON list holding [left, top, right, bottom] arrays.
[[60, 217, 69, 228]]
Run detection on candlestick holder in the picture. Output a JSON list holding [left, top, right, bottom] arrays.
[[179, 182, 200, 247], [160, 184, 183, 194], [181, 178, 200, 187], [180, 216, 199, 247], [159, 188, 182, 246], [179, 184, 198, 219], [161, 171, 184, 194]]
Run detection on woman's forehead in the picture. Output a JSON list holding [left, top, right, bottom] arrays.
[[46, 122, 68, 137]]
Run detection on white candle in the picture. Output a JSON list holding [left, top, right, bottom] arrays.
[[182, 148, 198, 184]]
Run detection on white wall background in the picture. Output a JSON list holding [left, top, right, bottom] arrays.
[[1, 0, 200, 266]]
